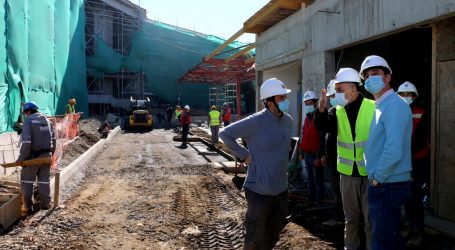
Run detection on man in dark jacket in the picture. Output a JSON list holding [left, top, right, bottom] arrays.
[[17, 102, 56, 215], [165, 104, 173, 130]]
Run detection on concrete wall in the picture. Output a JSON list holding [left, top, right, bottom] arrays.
[[433, 17, 455, 222], [254, 0, 455, 221], [262, 62, 302, 136], [255, 0, 455, 91], [0, 133, 21, 177]]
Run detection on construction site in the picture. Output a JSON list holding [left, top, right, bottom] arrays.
[[1, 0, 455, 249]]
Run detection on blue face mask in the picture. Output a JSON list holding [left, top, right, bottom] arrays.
[[329, 97, 337, 107], [303, 104, 315, 115], [335, 93, 348, 107], [365, 75, 385, 95], [278, 99, 290, 113], [403, 96, 414, 105]]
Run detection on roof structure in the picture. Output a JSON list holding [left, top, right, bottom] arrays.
[[178, 57, 255, 84], [243, 0, 308, 34]]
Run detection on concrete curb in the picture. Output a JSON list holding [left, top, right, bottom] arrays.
[[49, 126, 121, 198]]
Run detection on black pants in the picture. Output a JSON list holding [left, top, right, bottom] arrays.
[[404, 158, 430, 231], [181, 124, 189, 144], [244, 188, 288, 250]]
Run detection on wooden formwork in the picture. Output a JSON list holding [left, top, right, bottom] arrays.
[[0, 194, 21, 233]]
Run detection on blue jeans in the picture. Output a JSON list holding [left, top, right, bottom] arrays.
[[304, 153, 325, 204], [368, 181, 411, 250]]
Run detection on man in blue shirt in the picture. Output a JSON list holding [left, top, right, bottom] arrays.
[[219, 78, 293, 249], [361, 55, 412, 250]]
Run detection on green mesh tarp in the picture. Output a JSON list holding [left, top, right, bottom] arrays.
[[0, 0, 88, 133], [87, 20, 254, 111]]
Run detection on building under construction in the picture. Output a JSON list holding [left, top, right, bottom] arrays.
[[85, 0, 146, 115]]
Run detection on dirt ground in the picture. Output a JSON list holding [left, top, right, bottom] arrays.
[[1, 128, 454, 249], [0, 129, 338, 249]]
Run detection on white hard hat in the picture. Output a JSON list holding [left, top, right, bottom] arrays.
[[303, 91, 318, 102], [184, 105, 190, 110], [360, 55, 392, 80], [333, 68, 361, 85], [260, 78, 292, 100], [326, 80, 336, 96], [397, 81, 418, 96]]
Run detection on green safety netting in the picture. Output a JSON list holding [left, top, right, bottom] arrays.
[[0, 0, 88, 133], [87, 20, 254, 111]]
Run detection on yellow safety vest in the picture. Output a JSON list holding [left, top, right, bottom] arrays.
[[335, 98, 375, 176], [209, 110, 221, 126], [175, 110, 182, 119], [66, 104, 75, 114]]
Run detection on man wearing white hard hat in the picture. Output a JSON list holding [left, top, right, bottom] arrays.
[[361, 55, 412, 250], [178, 105, 191, 148], [320, 80, 345, 227], [314, 68, 375, 250], [299, 90, 325, 206], [397, 81, 430, 248], [219, 78, 293, 249]]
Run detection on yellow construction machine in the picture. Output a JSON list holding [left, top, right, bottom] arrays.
[[126, 97, 153, 131]]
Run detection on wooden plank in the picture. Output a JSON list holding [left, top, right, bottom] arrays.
[[244, 1, 281, 31], [204, 28, 244, 61], [224, 44, 256, 63], [1, 157, 52, 168]]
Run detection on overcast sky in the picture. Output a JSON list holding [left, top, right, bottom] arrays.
[[129, 0, 270, 43]]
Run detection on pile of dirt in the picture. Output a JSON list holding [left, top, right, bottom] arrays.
[[58, 118, 102, 168]]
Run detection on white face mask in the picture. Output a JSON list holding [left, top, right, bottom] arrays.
[[303, 105, 315, 115], [403, 96, 414, 105], [335, 93, 348, 107]]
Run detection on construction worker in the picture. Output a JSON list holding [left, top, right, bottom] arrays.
[[65, 98, 76, 114], [221, 102, 231, 126], [361, 55, 412, 250], [174, 105, 182, 132], [165, 104, 173, 130], [178, 105, 191, 148], [397, 81, 429, 248], [16, 102, 56, 215], [208, 105, 222, 147], [219, 78, 293, 249], [314, 68, 375, 250], [320, 80, 345, 227], [299, 90, 325, 206]]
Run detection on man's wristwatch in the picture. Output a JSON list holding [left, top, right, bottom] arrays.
[[370, 178, 379, 187]]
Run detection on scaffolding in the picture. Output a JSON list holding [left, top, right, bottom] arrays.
[[208, 84, 225, 110], [225, 83, 237, 115], [85, 0, 146, 115], [208, 83, 238, 114]]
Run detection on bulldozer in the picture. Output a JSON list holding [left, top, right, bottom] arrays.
[[126, 97, 153, 131]]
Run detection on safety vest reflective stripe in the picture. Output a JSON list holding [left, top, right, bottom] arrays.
[[336, 98, 375, 176], [337, 140, 353, 149], [209, 110, 220, 126], [337, 140, 367, 149], [412, 113, 423, 119]]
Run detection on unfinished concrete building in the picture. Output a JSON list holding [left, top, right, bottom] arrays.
[[85, 0, 146, 115], [248, 0, 455, 224]]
